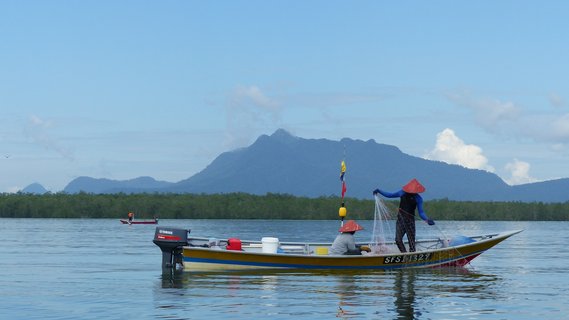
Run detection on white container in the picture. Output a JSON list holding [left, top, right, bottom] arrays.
[[261, 237, 280, 253]]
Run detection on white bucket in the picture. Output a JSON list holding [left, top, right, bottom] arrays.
[[261, 237, 279, 253]]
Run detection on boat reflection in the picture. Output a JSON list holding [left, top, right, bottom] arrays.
[[160, 268, 331, 290], [393, 269, 417, 319], [391, 267, 502, 319], [157, 267, 501, 319]]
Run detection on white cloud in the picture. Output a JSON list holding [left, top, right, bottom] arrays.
[[550, 143, 566, 152], [24, 115, 74, 160], [550, 113, 569, 139], [225, 85, 282, 148], [549, 92, 567, 108], [231, 85, 280, 113], [425, 128, 495, 172], [446, 91, 521, 131], [504, 159, 537, 185], [446, 90, 569, 150], [518, 112, 569, 145], [476, 100, 519, 127]]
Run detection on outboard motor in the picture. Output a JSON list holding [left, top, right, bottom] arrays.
[[153, 227, 190, 270]]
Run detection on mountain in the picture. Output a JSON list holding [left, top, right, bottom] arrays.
[[64, 176, 173, 194], [62, 129, 569, 202], [167, 129, 510, 200], [21, 183, 48, 194], [509, 178, 569, 202]]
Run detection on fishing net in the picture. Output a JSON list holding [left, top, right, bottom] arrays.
[[370, 195, 396, 254], [369, 195, 451, 255]]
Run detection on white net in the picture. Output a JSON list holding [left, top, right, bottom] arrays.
[[370, 195, 395, 254]]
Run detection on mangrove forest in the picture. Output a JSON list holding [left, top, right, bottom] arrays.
[[0, 192, 568, 221]]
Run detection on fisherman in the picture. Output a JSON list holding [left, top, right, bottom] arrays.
[[373, 178, 435, 253], [329, 220, 371, 255], [127, 212, 134, 224]]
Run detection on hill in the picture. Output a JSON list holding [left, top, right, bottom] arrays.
[[63, 129, 569, 202], [64, 176, 173, 194], [21, 183, 48, 194]]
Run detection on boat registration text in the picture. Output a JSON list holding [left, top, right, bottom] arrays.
[[383, 252, 433, 264]]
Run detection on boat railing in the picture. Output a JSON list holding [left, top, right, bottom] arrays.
[[185, 231, 512, 255]]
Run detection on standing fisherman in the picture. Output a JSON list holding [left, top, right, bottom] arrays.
[[373, 178, 435, 253]]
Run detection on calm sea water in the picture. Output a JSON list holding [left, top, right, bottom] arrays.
[[1, 219, 567, 319]]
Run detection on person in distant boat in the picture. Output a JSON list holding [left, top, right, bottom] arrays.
[[373, 178, 435, 253], [128, 212, 134, 224], [329, 220, 371, 255]]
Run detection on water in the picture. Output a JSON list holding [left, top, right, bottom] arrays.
[[1, 219, 567, 319]]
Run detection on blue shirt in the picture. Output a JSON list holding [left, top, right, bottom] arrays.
[[378, 189, 429, 221]]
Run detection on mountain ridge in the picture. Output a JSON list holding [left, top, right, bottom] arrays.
[[23, 129, 568, 202]]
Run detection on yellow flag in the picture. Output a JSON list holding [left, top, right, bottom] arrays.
[[340, 160, 346, 181]]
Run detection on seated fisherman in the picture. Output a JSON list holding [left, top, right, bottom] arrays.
[[329, 220, 371, 255]]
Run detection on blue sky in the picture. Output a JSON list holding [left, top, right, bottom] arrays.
[[1, 1, 568, 192]]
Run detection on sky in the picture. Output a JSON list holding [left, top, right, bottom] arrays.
[[1, 1, 569, 193]]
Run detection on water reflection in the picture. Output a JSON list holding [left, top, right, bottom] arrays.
[[160, 269, 284, 289], [161, 270, 185, 289], [332, 273, 362, 319], [393, 270, 417, 319], [426, 267, 502, 300], [155, 267, 501, 319], [388, 268, 502, 319]]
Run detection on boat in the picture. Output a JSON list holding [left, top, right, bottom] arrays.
[[120, 218, 158, 225], [153, 162, 521, 272], [153, 227, 522, 272]]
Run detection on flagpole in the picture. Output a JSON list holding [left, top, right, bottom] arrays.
[[339, 160, 347, 227]]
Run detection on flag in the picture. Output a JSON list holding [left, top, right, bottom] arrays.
[[340, 160, 346, 181], [340, 160, 347, 199]]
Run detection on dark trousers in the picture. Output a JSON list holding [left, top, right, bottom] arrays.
[[395, 213, 416, 252]]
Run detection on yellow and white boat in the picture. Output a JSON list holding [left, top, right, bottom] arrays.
[[153, 227, 522, 272]]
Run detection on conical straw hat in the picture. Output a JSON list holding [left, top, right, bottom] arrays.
[[339, 220, 364, 232], [402, 178, 426, 193]]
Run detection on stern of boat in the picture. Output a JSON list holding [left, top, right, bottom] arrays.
[[153, 227, 190, 271]]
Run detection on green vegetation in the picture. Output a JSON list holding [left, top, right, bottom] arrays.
[[0, 192, 568, 220]]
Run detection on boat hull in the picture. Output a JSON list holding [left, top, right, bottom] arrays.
[[182, 230, 521, 272], [120, 219, 158, 225]]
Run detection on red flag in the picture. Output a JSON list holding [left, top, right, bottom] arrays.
[[341, 181, 347, 199]]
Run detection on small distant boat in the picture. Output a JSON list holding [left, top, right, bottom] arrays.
[[120, 219, 158, 225]]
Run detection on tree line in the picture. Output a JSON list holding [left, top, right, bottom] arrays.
[[0, 192, 567, 220]]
